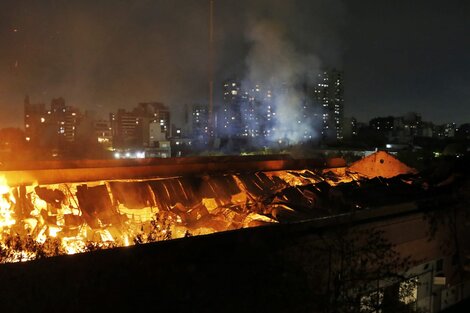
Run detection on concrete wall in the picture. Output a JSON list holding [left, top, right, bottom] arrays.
[[0, 200, 466, 312]]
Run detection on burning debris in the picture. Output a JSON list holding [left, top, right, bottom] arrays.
[[0, 154, 427, 264]]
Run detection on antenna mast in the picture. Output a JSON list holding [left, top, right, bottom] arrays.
[[208, 0, 214, 138]]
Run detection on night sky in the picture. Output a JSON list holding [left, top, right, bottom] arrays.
[[0, 0, 468, 127]]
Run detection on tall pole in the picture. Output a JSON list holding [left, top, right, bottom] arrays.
[[208, 0, 214, 139]]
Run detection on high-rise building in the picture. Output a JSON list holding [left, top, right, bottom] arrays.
[[24, 96, 46, 144], [24, 96, 81, 148], [313, 69, 344, 141], [220, 74, 344, 144], [49, 97, 81, 144], [243, 84, 275, 138], [278, 81, 318, 141], [185, 103, 209, 141], [220, 80, 275, 139], [220, 80, 244, 137]]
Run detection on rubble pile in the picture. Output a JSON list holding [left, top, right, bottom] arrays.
[[0, 164, 424, 263]]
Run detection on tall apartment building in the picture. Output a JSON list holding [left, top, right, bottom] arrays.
[[219, 72, 344, 144], [220, 80, 274, 139], [185, 103, 209, 141], [220, 80, 244, 137], [313, 69, 344, 141], [24, 96, 46, 144], [243, 84, 274, 138], [278, 81, 318, 142], [49, 97, 81, 144]]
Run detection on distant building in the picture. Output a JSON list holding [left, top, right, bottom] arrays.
[[110, 109, 139, 148], [185, 103, 209, 141], [313, 69, 344, 141], [171, 125, 183, 139], [420, 121, 434, 138], [220, 80, 276, 140], [24, 96, 81, 148], [111, 102, 170, 148], [367, 113, 436, 144], [94, 119, 113, 149], [434, 123, 456, 139], [220, 80, 264, 138], [136, 102, 170, 147], [220, 80, 244, 137], [370, 116, 395, 132], [24, 96, 46, 144], [220, 71, 344, 144], [402, 112, 422, 138], [443, 123, 456, 138], [149, 121, 167, 144], [50, 97, 81, 144], [342, 117, 357, 139], [456, 123, 470, 140]]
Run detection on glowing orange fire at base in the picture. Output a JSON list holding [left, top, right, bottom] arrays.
[[0, 169, 357, 264]]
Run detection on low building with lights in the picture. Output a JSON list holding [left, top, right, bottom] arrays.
[[94, 119, 113, 149], [111, 102, 170, 150]]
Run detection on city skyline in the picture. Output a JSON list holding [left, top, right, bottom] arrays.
[[13, 82, 470, 134], [18, 87, 469, 150], [0, 0, 468, 128]]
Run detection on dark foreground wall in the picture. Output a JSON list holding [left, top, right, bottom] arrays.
[[0, 203, 463, 313], [0, 223, 314, 313]]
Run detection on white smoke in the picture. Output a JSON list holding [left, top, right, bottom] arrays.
[[243, 20, 322, 144]]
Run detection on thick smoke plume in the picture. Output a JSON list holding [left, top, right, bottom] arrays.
[[243, 20, 321, 144]]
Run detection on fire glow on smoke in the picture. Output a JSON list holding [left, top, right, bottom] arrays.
[[0, 170, 358, 263]]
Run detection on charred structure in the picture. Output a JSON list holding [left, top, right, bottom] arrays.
[[0, 153, 469, 312]]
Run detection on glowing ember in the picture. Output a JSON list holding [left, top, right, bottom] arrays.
[[0, 168, 360, 264], [0, 176, 16, 228]]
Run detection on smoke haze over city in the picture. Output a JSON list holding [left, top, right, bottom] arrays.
[[1, 2, 470, 312], [0, 0, 468, 127]]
